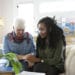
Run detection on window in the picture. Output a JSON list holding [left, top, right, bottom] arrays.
[[17, 1, 75, 45], [18, 3, 36, 36], [39, 1, 75, 13]]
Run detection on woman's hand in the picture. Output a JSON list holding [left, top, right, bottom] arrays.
[[28, 61, 34, 68]]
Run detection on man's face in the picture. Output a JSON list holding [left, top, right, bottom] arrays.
[[15, 28, 24, 38]]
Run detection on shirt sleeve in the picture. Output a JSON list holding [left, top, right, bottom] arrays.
[[44, 40, 63, 65], [2, 36, 10, 54], [29, 34, 36, 56]]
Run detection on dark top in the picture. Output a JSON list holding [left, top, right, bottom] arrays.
[[36, 40, 65, 71]]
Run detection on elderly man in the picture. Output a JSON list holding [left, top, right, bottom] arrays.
[[3, 19, 36, 71]]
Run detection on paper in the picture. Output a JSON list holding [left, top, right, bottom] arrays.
[[18, 71, 45, 75]]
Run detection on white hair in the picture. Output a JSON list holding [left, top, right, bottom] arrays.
[[14, 19, 25, 30]]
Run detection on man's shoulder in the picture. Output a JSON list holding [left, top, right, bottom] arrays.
[[4, 32, 13, 40], [24, 32, 33, 40]]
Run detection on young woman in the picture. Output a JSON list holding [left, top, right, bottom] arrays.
[[32, 17, 66, 75]]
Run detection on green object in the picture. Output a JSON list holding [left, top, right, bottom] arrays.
[[3, 53, 22, 74], [0, 54, 3, 58], [38, 40, 64, 71]]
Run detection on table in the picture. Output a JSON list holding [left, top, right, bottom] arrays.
[[0, 71, 14, 75]]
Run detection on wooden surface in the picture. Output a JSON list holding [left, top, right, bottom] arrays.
[[0, 72, 14, 75]]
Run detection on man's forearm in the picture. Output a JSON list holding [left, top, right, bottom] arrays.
[[16, 54, 41, 63], [16, 55, 24, 60], [27, 56, 41, 63]]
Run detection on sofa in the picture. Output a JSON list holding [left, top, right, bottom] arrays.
[[66, 45, 75, 75]]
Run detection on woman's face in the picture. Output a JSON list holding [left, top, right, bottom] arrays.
[[38, 23, 47, 38]]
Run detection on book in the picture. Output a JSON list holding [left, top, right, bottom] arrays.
[[18, 71, 45, 75]]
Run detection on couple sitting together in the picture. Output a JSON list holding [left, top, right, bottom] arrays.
[[3, 17, 66, 75]]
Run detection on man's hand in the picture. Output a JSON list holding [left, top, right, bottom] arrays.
[[17, 55, 24, 60], [24, 54, 41, 63], [17, 54, 41, 68], [17, 54, 41, 63], [17, 54, 33, 60], [23, 54, 41, 68], [22, 54, 33, 60]]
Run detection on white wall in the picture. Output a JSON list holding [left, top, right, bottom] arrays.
[[0, 0, 75, 34], [0, 0, 18, 43], [0, 0, 18, 35], [0, 0, 75, 43], [33, 0, 75, 23], [0, 0, 2, 16], [39, 11, 75, 20], [0, 0, 75, 30]]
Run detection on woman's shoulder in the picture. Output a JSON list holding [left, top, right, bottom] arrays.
[[58, 39, 63, 45], [56, 39, 65, 49]]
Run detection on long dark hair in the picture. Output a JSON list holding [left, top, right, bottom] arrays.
[[37, 17, 66, 49]]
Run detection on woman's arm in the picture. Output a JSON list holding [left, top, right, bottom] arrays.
[[44, 40, 64, 65], [25, 55, 41, 63]]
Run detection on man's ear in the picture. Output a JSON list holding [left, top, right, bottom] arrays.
[[13, 26, 14, 29], [13, 26, 15, 31]]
